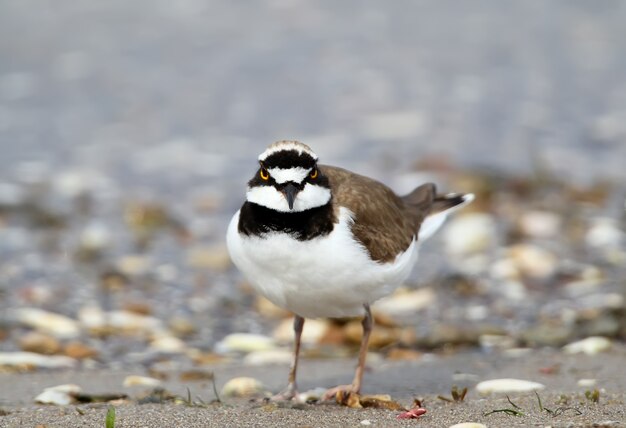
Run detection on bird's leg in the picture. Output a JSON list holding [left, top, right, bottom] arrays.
[[351, 303, 372, 393], [271, 315, 304, 401], [323, 304, 373, 400]]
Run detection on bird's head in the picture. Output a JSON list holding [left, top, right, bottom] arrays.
[[246, 141, 331, 212]]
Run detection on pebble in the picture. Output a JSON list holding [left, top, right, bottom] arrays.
[[12, 308, 81, 339], [360, 420, 372, 426], [149, 335, 187, 353], [508, 244, 558, 279], [0, 352, 77, 369], [563, 336, 612, 355], [78, 222, 112, 252], [518, 210, 562, 239], [79, 306, 163, 335], [18, 332, 62, 355], [116, 255, 152, 276], [373, 287, 436, 316], [273, 319, 329, 345], [586, 217, 623, 249], [449, 424, 487, 428], [243, 349, 293, 365], [478, 334, 516, 351], [123, 375, 163, 388], [443, 213, 497, 256], [186, 245, 232, 271], [220, 376, 265, 398], [63, 342, 98, 360], [216, 333, 276, 354], [34, 384, 81, 405], [577, 378, 597, 387], [475, 378, 545, 395]]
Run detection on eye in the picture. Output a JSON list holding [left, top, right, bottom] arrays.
[[260, 168, 269, 181], [309, 168, 318, 179]]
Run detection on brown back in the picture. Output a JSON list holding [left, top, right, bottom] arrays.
[[321, 165, 435, 263]]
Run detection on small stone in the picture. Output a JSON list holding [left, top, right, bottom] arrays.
[[78, 222, 111, 252], [360, 420, 372, 426], [80, 308, 163, 336], [518, 210, 561, 239], [18, 332, 62, 355], [0, 352, 77, 369], [490, 258, 520, 280], [508, 244, 558, 279], [273, 319, 329, 345], [186, 245, 232, 271], [577, 378, 597, 387], [216, 333, 276, 354], [63, 342, 98, 360], [586, 218, 623, 249], [563, 336, 612, 355], [449, 424, 487, 428], [243, 349, 293, 365], [123, 375, 163, 388], [475, 378, 545, 395], [117, 255, 152, 276], [168, 317, 197, 337], [478, 334, 516, 351], [220, 377, 265, 398], [35, 384, 81, 405], [443, 213, 497, 256], [149, 335, 187, 353], [373, 288, 436, 316], [13, 308, 80, 339]]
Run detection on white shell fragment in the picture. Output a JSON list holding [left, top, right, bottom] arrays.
[[220, 377, 266, 398], [215, 333, 276, 354], [13, 308, 81, 339], [475, 378, 545, 395], [563, 336, 612, 355], [123, 375, 163, 388], [35, 384, 82, 405], [0, 352, 77, 369]]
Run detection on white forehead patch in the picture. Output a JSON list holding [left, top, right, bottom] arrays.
[[268, 167, 310, 184], [258, 142, 318, 162], [247, 183, 331, 213]]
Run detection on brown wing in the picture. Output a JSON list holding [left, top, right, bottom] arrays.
[[320, 165, 434, 263]]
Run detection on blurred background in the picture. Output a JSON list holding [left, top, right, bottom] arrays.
[[0, 1, 624, 371]]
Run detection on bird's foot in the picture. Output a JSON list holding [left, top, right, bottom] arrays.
[[269, 386, 298, 402], [322, 384, 358, 402]]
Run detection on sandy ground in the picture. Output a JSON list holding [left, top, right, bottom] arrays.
[[1, 345, 624, 427]]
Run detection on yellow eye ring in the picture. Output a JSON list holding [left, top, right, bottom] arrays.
[[260, 168, 269, 181], [310, 168, 318, 179]]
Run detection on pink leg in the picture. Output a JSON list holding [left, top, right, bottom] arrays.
[[271, 315, 304, 401], [323, 304, 372, 400]]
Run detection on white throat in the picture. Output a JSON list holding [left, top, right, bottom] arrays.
[[246, 183, 331, 212]]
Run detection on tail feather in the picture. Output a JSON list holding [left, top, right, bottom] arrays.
[[418, 192, 475, 241]]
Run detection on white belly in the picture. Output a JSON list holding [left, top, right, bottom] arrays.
[[226, 207, 419, 318]]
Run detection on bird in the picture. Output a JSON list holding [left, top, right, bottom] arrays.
[[226, 140, 474, 401]]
